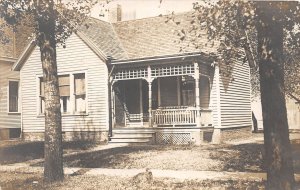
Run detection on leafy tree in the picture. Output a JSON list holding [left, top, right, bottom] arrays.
[[173, 0, 299, 189], [0, 0, 99, 182]]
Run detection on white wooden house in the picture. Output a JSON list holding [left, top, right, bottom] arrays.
[[12, 13, 253, 144], [0, 21, 31, 140]]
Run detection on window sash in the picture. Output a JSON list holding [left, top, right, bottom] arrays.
[[9, 81, 19, 112], [59, 75, 70, 96], [74, 73, 85, 95], [39, 73, 86, 114]]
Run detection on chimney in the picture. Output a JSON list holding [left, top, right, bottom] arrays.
[[116, 4, 122, 22], [108, 4, 122, 23]]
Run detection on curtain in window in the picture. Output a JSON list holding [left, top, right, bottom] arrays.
[[75, 74, 85, 95], [74, 73, 86, 112], [59, 75, 70, 96]]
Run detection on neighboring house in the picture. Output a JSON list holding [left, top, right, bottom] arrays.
[[286, 95, 300, 131], [0, 20, 31, 140], [252, 95, 300, 132], [12, 13, 253, 144]]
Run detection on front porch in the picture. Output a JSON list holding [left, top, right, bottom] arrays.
[[110, 60, 214, 129], [108, 56, 215, 144]]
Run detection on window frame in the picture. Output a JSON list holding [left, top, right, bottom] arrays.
[[73, 72, 87, 114], [7, 79, 20, 113], [37, 70, 88, 117]]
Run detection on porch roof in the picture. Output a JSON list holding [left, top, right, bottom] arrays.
[[111, 52, 215, 66]]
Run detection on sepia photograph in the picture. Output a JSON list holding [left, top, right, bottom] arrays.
[[0, 0, 299, 189]]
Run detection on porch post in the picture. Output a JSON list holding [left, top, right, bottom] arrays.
[[177, 76, 181, 106], [110, 81, 116, 128], [158, 78, 161, 107], [108, 77, 115, 137], [139, 80, 143, 126], [147, 66, 153, 127], [194, 62, 201, 127]]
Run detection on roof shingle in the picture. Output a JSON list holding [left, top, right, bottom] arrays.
[[79, 17, 128, 60], [80, 12, 217, 62], [112, 12, 217, 60]]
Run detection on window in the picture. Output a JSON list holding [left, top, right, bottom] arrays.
[[58, 75, 70, 113], [39, 72, 86, 115], [8, 81, 19, 112], [74, 73, 86, 113], [40, 78, 45, 113]]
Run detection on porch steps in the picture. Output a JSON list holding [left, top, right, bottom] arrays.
[[109, 130, 155, 144]]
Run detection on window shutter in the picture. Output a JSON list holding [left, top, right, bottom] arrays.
[[75, 74, 85, 95], [59, 75, 70, 96]]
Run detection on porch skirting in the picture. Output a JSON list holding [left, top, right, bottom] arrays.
[[22, 131, 109, 142]]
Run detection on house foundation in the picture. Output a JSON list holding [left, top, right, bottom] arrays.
[[0, 129, 10, 140], [212, 126, 252, 143], [22, 131, 109, 142]]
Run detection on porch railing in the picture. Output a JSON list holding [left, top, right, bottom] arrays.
[[125, 113, 143, 127], [152, 107, 212, 127], [152, 107, 198, 126]]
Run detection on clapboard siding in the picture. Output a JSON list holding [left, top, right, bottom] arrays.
[[200, 76, 210, 109], [0, 61, 21, 128], [209, 65, 220, 128], [219, 60, 252, 128], [21, 34, 108, 133]]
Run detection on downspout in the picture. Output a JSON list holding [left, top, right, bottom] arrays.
[[107, 58, 115, 138]]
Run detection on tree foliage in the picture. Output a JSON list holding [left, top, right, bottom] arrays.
[[169, 0, 299, 99], [173, 1, 299, 189], [0, 0, 106, 46], [0, 0, 104, 183]]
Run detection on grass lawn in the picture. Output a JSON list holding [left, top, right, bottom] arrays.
[[0, 140, 98, 165], [0, 172, 266, 190], [61, 134, 300, 173], [0, 133, 299, 189]]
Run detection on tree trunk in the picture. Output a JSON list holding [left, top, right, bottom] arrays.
[[38, 1, 64, 183], [257, 5, 295, 190]]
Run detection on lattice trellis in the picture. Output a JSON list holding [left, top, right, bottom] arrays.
[[113, 68, 148, 80], [156, 133, 191, 144], [113, 63, 196, 81], [152, 64, 194, 77]]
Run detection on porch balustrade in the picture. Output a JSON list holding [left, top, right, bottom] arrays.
[[152, 107, 197, 126], [124, 113, 144, 127], [152, 107, 212, 127]]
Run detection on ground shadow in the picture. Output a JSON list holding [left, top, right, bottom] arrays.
[[0, 141, 44, 164], [0, 140, 98, 164], [63, 145, 171, 168], [209, 139, 300, 173], [209, 143, 265, 172]]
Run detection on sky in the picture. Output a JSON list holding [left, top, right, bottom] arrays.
[[91, 0, 197, 21]]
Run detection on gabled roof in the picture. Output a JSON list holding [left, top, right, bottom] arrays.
[[12, 30, 109, 71], [13, 12, 218, 71], [78, 17, 128, 60], [112, 12, 216, 60]]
